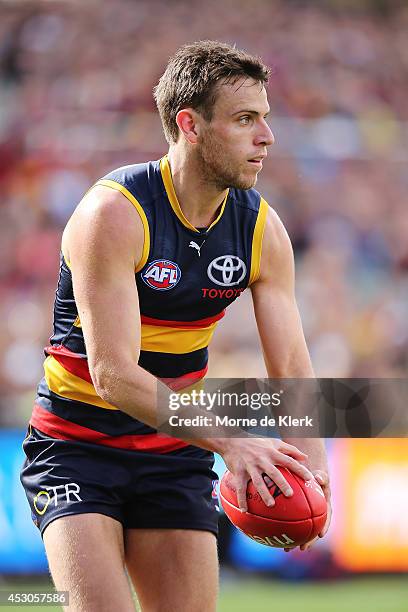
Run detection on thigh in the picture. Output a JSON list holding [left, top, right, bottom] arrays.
[[44, 513, 135, 612], [124, 528, 218, 612]]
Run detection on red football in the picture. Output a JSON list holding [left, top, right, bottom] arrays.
[[219, 467, 327, 548]]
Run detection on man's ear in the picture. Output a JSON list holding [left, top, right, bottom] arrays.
[[175, 108, 201, 144]]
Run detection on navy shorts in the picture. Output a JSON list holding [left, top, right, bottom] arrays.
[[20, 427, 220, 539]]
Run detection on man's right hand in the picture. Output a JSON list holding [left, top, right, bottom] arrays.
[[220, 436, 313, 512]]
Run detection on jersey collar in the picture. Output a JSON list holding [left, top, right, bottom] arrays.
[[160, 155, 229, 234]]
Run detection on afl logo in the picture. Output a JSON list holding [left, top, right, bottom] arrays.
[[142, 259, 181, 291], [207, 255, 246, 287]]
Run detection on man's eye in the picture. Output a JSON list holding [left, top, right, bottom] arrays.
[[239, 116, 251, 125]]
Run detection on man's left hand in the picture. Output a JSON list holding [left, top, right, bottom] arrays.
[[284, 469, 332, 553]]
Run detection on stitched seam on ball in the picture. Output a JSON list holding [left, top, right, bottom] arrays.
[[219, 491, 323, 523], [292, 472, 316, 541]]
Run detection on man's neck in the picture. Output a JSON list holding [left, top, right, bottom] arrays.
[[167, 147, 228, 229]]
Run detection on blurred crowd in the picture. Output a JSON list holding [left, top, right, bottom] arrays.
[[1, 0, 407, 425]]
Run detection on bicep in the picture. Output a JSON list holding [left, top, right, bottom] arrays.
[[64, 185, 144, 381], [251, 208, 313, 377]]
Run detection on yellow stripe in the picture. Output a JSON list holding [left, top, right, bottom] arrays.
[[248, 197, 268, 285], [22, 423, 32, 445], [160, 156, 229, 232], [208, 192, 229, 230], [43, 322, 215, 406], [94, 179, 150, 272], [63, 252, 71, 269], [44, 355, 118, 411], [141, 322, 218, 353], [73, 316, 81, 328]]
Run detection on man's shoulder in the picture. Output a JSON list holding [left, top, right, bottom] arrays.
[[99, 159, 162, 202], [228, 186, 265, 213]]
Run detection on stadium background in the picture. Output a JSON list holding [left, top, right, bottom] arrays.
[[0, 0, 407, 609]]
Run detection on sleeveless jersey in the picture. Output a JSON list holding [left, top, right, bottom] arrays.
[[30, 156, 268, 453]]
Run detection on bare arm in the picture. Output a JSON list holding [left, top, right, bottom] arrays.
[[251, 206, 331, 546], [63, 185, 314, 511], [251, 209, 314, 378], [63, 184, 160, 429]]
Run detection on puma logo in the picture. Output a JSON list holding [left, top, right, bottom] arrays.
[[189, 240, 205, 257]]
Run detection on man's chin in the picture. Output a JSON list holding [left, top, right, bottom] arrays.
[[211, 167, 258, 191], [232, 174, 258, 190]]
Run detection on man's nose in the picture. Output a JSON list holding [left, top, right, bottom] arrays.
[[256, 120, 275, 146]]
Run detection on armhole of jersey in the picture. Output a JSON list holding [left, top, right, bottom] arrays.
[[59, 252, 80, 325], [248, 197, 268, 286], [22, 423, 32, 444], [62, 251, 71, 269], [93, 178, 150, 272]]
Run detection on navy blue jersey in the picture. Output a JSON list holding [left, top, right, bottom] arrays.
[[31, 156, 268, 452]]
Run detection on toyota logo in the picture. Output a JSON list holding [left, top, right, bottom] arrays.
[[207, 255, 247, 287]]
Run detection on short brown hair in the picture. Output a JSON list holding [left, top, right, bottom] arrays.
[[153, 40, 270, 144]]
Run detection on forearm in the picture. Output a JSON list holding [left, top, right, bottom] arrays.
[[281, 437, 328, 474], [265, 363, 329, 475], [92, 359, 232, 455]]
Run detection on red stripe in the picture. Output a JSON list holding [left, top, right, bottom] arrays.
[[46, 345, 208, 392], [30, 404, 188, 453], [140, 310, 225, 328], [46, 345, 93, 384], [160, 365, 208, 391]]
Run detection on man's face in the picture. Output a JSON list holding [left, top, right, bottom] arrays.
[[195, 77, 274, 190]]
